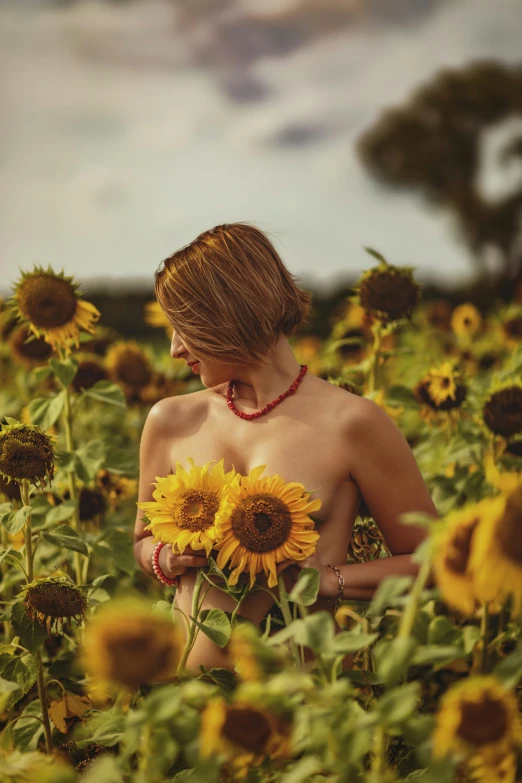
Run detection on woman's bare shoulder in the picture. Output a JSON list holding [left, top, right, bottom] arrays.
[[143, 388, 217, 433]]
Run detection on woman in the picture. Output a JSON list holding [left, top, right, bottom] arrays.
[[134, 222, 438, 671]]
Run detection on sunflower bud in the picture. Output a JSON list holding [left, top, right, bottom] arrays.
[[356, 260, 420, 324], [21, 577, 86, 635], [0, 420, 55, 489]]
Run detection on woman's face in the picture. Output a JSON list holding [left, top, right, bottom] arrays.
[[170, 327, 240, 387]]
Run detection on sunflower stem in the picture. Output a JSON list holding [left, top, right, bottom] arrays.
[[397, 558, 431, 639], [367, 321, 382, 395], [20, 480, 34, 583], [277, 572, 300, 668], [371, 724, 387, 777], [60, 368, 83, 586], [0, 526, 13, 642], [35, 649, 54, 754], [177, 569, 205, 675], [480, 602, 490, 674]]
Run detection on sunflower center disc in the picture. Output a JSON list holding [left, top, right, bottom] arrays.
[[444, 519, 479, 575], [179, 490, 219, 532], [497, 488, 522, 564], [231, 494, 292, 552], [222, 707, 272, 754], [458, 697, 508, 745], [18, 275, 78, 329]]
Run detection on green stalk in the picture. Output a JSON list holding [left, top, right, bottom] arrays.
[[277, 572, 300, 668], [0, 525, 12, 642], [397, 559, 431, 639], [35, 650, 53, 754], [60, 373, 83, 585], [176, 570, 205, 675], [20, 480, 54, 754], [371, 725, 386, 778], [367, 321, 382, 394], [20, 480, 33, 582], [480, 602, 490, 674]]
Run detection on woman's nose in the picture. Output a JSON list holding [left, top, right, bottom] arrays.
[[170, 332, 186, 360]]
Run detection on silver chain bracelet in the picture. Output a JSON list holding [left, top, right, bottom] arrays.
[[326, 563, 345, 612]]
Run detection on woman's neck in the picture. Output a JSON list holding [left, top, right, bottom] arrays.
[[229, 336, 303, 411]]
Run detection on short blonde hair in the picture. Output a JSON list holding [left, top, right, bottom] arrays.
[[154, 223, 312, 363]]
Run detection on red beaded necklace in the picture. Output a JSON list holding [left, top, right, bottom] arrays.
[[226, 364, 308, 420]]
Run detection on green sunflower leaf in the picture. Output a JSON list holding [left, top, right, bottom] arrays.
[[0, 652, 38, 711], [81, 380, 126, 409], [10, 601, 47, 654], [288, 568, 320, 606], [27, 390, 66, 430], [41, 525, 89, 556], [2, 505, 31, 535], [191, 609, 231, 648], [49, 357, 78, 387]]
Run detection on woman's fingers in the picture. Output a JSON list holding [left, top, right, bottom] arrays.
[[170, 554, 208, 567]]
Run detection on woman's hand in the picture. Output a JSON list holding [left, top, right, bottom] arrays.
[[158, 545, 208, 579], [277, 553, 340, 598]]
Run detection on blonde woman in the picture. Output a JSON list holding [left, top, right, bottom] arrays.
[[134, 223, 437, 671]]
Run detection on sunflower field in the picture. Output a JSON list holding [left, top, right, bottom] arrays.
[[1, 252, 522, 783]]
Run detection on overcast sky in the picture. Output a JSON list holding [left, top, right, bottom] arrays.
[[1, 0, 522, 297]]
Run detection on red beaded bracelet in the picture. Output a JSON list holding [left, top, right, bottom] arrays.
[[152, 541, 180, 587]]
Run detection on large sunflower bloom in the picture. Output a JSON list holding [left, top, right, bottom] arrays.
[[432, 502, 484, 616], [469, 486, 522, 614], [199, 696, 292, 778], [433, 676, 522, 768], [355, 257, 420, 324], [215, 466, 320, 588], [7, 265, 100, 352], [136, 457, 236, 556]]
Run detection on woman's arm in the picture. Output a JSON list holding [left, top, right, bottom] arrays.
[[300, 398, 439, 599]]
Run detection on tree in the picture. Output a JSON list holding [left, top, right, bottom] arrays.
[[357, 61, 522, 280]]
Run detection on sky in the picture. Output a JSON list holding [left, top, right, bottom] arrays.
[[1, 0, 522, 297]]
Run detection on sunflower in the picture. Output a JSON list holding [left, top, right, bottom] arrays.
[[433, 676, 522, 766], [136, 457, 236, 556], [81, 596, 183, 691], [469, 487, 522, 614], [80, 325, 118, 357], [414, 362, 467, 412], [432, 502, 483, 616], [227, 623, 286, 683], [348, 518, 391, 564], [8, 324, 54, 367], [199, 696, 292, 778], [355, 257, 420, 324], [451, 303, 482, 339], [106, 340, 154, 396], [0, 420, 55, 490], [20, 576, 86, 635], [96, 469, 138, 512], [7, 265, 100, 352], [483, 452, 522, 494], [139, 371, 181, 406], [71, 354, 109, 393], [144, 300, 172, 331], [215, 466, 320, 589], [422, 299, 453, 331], [467, 750, 517, 783], [482, 379, 522, 438]]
